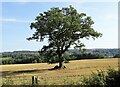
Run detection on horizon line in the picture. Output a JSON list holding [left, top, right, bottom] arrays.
[[0, 47, 119, 53]]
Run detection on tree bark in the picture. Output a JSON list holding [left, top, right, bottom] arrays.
[[58, 54, 65, 69]]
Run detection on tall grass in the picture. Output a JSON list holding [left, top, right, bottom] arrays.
[[2, 68, 120, 86]]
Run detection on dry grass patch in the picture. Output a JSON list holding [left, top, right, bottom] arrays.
[[1, 58, 119, 85]]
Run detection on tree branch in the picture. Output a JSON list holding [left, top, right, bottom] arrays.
[[62, 41, 72, 54]]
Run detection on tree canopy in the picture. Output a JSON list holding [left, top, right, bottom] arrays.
[[27, 5, 102, 69]]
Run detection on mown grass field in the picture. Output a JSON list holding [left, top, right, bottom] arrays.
[[1, 58, 119, 85]]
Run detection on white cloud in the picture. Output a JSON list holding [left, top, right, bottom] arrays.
[[0, 18, 31, 23]]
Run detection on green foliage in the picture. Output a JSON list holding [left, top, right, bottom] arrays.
[[114, 54, 120, 58], [63, 55, 70, 60], [1, 58, 14, 65], [27, 5, 102, 67], [71, 53, 104, 60], [63, 55, 71, 63], [105, 68, 120, 87], [42, 50, 59, 64], [81, 69, 120, 87], [1, 52, 105, 65], [81, 70, 106, 87], [32, 60, 37, 63], [1, 54, 44, 65], [114, 48, 120, 58]]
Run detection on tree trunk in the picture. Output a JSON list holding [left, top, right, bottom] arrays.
[[58, 54, 65, 69]]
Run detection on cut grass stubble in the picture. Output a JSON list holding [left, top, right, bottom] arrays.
[[1, 58, 119, 85]]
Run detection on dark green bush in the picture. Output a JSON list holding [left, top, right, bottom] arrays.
[[114, 54, 120, 58], [105, 69, 120, 87], [81, 70, 106, 87], [81, 69, 120, 87], [32, 60, 37, 63]]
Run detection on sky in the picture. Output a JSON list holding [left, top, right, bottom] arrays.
[[1, 1, 118, 52]]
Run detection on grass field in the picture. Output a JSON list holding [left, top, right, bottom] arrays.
[[1, 58, 119, 85]]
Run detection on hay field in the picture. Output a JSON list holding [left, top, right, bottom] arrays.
[[1, 58, 119, 85]]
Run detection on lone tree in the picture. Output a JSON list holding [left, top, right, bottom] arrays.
[[27, 5, 102, 69]]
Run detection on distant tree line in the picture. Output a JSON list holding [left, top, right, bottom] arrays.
[[1, 54, 45, 65], [113, 54, 120, 58], [1, 49, 119, 65], [68, 53, 104, 60], [1, 53, 104, 65], [68, 48, 120, 57]]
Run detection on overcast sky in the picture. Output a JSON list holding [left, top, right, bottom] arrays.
[[1, 1, 118, 52]]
